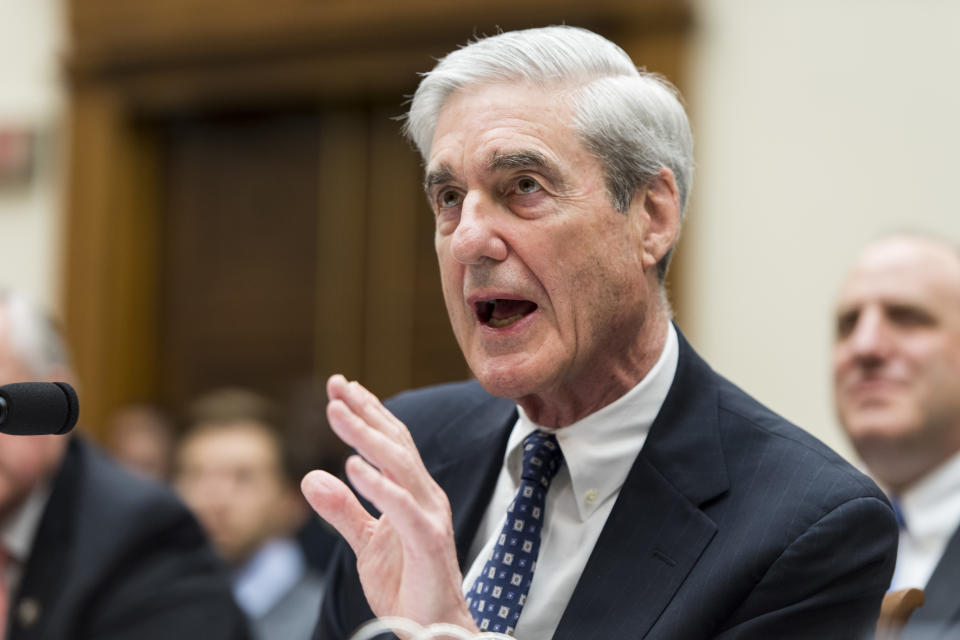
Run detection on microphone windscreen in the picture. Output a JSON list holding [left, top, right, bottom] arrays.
[[54, 382, 80, 435], [0, 382, 80, 436]]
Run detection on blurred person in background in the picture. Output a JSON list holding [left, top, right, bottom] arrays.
[[105, 403, 175, 483], [174, 388, 324, 640], [835, 234, 960, 637], [0, 289, 249, 640]]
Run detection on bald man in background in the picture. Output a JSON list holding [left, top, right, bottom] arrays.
[[834, 235, 960, 636]]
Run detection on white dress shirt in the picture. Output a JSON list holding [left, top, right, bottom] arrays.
[[462, 324, 679, 640], [889, 449, 960, 591], [0, 482, 53, 597]]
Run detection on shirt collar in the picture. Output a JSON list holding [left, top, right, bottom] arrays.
[[897, 448, 960, 543], [0, 480, 53, 565], [508, 324, 679, 521]]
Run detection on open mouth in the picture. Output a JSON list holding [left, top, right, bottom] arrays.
[[475, 298, 539, 328]]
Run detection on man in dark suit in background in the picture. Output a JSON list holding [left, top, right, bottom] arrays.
[[835, 235, 960, 637], [0, 289, 249, 640], [302, 26, 898, 639]]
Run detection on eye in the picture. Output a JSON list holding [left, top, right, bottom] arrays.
[[515, 176, 542, 195], [887, 305, 935, 328], [836, 310, 859, 339], [436, 188, 463, 209]]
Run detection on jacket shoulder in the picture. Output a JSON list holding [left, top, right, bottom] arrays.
[[714, 376, 886, 502], [385, 379, 506, 439]]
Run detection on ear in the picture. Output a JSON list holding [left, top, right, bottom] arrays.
[[634, 168, 681, 272]]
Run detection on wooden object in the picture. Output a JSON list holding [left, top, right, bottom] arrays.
[[877, 588, 925, 638]]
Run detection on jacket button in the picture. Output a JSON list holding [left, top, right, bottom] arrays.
[[16, 597, 41, 628]]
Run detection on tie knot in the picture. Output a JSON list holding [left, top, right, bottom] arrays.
[[520, 431, 563, 484]]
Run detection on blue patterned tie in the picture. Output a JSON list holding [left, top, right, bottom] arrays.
[[467, 431, 564, 635]]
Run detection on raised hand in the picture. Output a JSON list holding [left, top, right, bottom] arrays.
[[301, 374, 477, 631]]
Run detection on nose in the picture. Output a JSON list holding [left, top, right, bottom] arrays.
[[191, 470, 233, 504], [845, 307, 892, 364], [449, 191, 508, 265]]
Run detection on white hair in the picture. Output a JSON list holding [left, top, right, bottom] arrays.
[[0, 289, 71, 378], [402, 26, 694, 281]]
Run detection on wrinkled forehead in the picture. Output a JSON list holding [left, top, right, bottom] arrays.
[[426, 82, 582, 175], [423, 75, 579, 146], [438, 80, 574, 129]]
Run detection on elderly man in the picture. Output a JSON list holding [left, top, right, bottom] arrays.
[[834, 234, 960, 636], [0, 290, 249, 640], [303, 26, 897, 639]]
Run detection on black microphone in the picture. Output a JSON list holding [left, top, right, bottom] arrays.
[[0, 382, 80, 436]]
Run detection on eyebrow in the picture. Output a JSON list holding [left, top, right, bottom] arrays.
[[489, 150, 566, 190], [424, 164, 456, 194], [423, 149, 566, 195], [488, 150, 548, 171]]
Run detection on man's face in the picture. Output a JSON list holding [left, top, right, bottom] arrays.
[[0, 312, 67, 523], [427, 82, 674, 424], [833, 237, 960, 490], [174, 422, 295, 566]]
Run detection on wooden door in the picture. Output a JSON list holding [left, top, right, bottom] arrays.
[[156, 105, 466, 412]]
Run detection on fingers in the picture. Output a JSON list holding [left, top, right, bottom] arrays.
[[326, 375, 438, 506], [327, 375, 412, 445], [301, 469, 375, 555], [320, 376, 473, 630], [345, 455, 452, 560], [327, 399, 438, 506]]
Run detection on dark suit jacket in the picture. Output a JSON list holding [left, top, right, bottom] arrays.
[[7, 437, 250, 640], [317, 332, 898, 639], [900, 524, 960, 637]]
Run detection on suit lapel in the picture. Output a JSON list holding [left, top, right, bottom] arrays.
[[424, 391, 517, 565], [905, 523, 960, 633], [11, 438, 81, 640], [554, 457, 718, 640], [555, 330, 730, 640]]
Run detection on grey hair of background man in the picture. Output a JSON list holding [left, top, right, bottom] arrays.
[[402, 25, 695, 283], [0, 289, 72, 379]]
